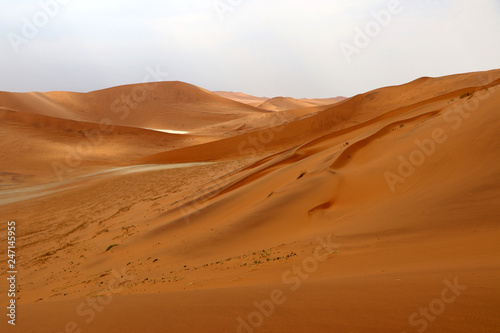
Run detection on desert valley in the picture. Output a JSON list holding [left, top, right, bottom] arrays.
[[0, 68, 499, 332]]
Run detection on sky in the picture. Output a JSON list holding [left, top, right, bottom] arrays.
[[1, 0, 500, 98]]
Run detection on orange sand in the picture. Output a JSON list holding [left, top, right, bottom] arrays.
[[1, 69, 500, 332]]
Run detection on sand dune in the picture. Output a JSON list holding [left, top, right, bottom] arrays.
[[257, 96, 345, 111], [0, 82, 271, 133], [0, 107, 219, 185], [1, 69, 500, 333], [214, 91, 270, 107], [214, 91, 345, 111], [258, 96, 318, 111], [137, 70, 500, 164], [300, 96, 346, 106]]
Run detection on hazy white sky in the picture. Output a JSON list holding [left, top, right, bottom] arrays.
[[1, 0, 499, 98]]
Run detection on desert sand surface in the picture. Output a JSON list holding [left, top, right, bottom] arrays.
[[1, 69, 500, 333]]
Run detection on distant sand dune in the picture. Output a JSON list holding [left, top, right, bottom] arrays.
[[214, 91, 270, 107], [257, 96, 345, 111], [0, 82, 270, 133]]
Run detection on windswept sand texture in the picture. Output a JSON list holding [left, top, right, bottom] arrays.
[[1, 70, 500, 332]]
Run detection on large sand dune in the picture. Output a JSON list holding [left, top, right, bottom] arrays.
[[1, 69, 500, 333], [0, 82, 272, 133]]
